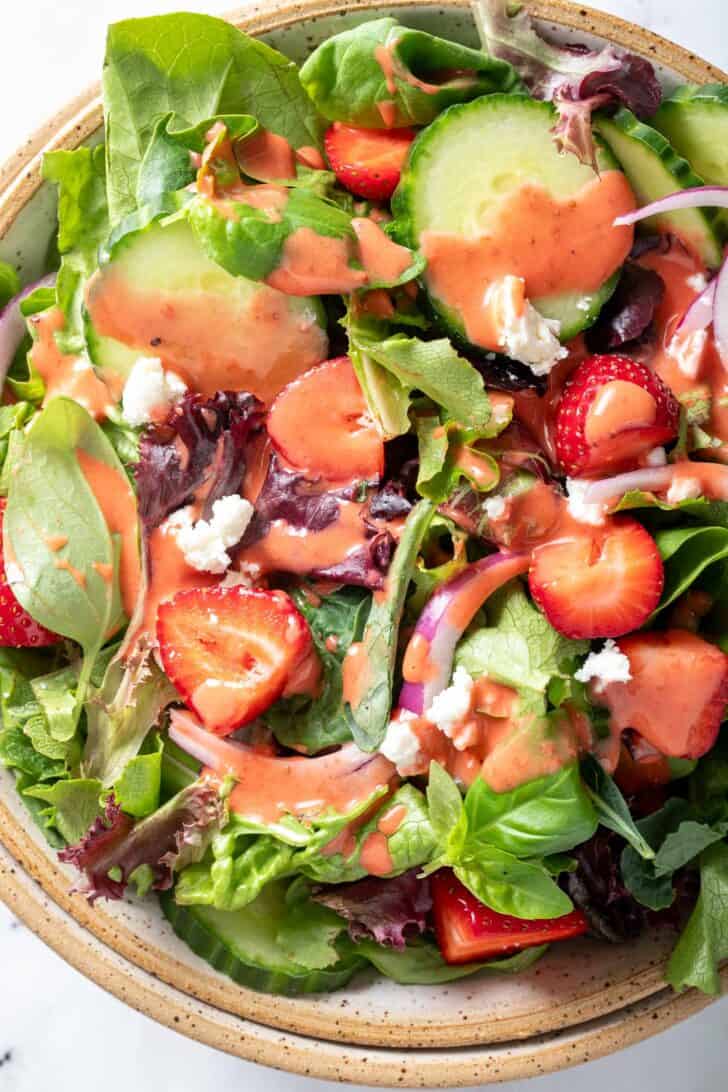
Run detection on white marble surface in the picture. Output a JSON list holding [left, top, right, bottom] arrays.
[[1, 1, 728, 1090]]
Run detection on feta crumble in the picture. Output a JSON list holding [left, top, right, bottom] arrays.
[[379, 711, 423, 773], [485, 275, 568, 377], [426, 666, 474, 737], [566, 478, 607, 527], [122, 356, 187, 427], [483, 495, 507, 521], [645, 446, 667, 467], [165, 494, 254, 574], [666, 476, 702, 504], [574, 639, 631, 693], [686, 273, 709, 293], [666, 329, 707, 381]]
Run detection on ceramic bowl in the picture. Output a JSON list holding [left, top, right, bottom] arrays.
[[1, 1, 726, 1085]]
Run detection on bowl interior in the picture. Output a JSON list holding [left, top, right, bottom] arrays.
[[0, 0, 722, 1059]]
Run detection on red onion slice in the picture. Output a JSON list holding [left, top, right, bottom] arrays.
[[713, 254, 728, 369], [677, 279, 716, 336], [614, 186, 728, 228], [398, 551, 529, 716], [581, 466, 675, 505], [0, 273, 56, 386]]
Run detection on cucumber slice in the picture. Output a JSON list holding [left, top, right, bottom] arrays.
[[160, 884, 364, 996], [653, 85, 728, 238], [392, 93, 624, 346], [595, 108, 723, 267], [85, 219, 328, 397]]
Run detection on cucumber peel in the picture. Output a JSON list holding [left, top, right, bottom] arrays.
[[595, 108, 723, 267]]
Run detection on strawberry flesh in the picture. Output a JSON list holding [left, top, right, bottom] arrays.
[[432, 870, 588, 964], [0, 500, 59, 647], [601, 629, 728, 759], [267, 356, 384, 484], [555, 354, 679, 476], [157, 586, 314, 736], [528, 516, 664, 639], [324, 123, 415, 201]]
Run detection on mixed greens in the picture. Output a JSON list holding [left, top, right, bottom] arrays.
[[2, 1, 728, 998]]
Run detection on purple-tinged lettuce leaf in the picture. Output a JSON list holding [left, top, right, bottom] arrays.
[[586, 262, 665, 352], [474, 0, 661, 167], [563, 830, 645, 942], [313, 868, 432, 949], [58, 779, 226, 902], [136, 390, 264, 530]]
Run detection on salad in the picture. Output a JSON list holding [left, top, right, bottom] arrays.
[[2, 0, 728, 999]]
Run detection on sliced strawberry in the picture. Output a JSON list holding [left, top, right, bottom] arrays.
[[324, 123, 415, 201], [0, 500, 59, 647], [157, 586, 314, 736], [267, 356, 384, 484], [432, 870, 588, 965], [601, 629, 728, 759], [555, 354, 679, 477], [529, 517, 664, 639], [613, 735, 672, 797]]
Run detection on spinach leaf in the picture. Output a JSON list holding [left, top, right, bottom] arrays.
[[666, 842, 728, 994], [654, 820, 728, 876], [346, 499, 434, 751], [42, 147, 109, 351], [268, 587, 371, 753], [0, 260, 20, 307], [581, 754, 655, 860], [353, 936, 546, 984], [348, 316, 493, 431], [299, 17, 519, 129], [103, 13, 323, 224], [455, 581, 588, 697], [455, 846, 573, 919], [5, 399, 134, 722], [654, 525, 728, 611], [461, 764, 597, 859], [620, 798, 693, 911]]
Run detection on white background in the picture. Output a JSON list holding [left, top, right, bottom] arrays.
[[1, 1, 728, 1090]]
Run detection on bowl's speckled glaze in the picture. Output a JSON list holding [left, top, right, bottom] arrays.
[[0, 2, 726, 1085]]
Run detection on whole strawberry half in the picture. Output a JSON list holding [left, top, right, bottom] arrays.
[[0, 500, 59, 647], [157, 586, 315, 736], [555, 354, 679, 477], [324, 123, 415, 201]]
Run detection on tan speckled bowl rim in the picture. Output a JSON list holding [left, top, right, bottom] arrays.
[[1, 0, 727, 1082]]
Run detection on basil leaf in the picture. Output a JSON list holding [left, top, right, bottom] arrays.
[[426, 761, 464, 846], [455, 847, 573, 920], [581, 754, 655, 860], [346, 499, 434, 751], [654, 525, 728, 611], [103, 13, 323, 224], [461, 764, 597, 859]]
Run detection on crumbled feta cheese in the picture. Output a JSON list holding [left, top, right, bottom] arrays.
[[574, 639, 632, 693], [666, 329, 707, 380], [566, 478, 607, 526], [666, 476, 702, 504], [122, 356, 187, 427], [485, 275, 568, 377], [379, 711, 423, 773], [166, 495, 254, 573], [483, 495, 507, 521], [220, 565, 259, 589], [426, 666, 474, 737], [686, 273, 709, 293], [645, 446, 667, 467]]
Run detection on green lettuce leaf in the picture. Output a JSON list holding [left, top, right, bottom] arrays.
[[353, 936, 546, 984], [25, 778, 103, 844], [654, 525, 728, 611], [299, 17, 519, 129], [103, 13, 323, 224], [345, 499, 434, 751], [267, 586, 371, 753], [275, 878, 346, 970], [113, 734, 164, 818], [581, 754, 655, 860], [0, 259, 20, 307], [415, 411, 503, 504], [666, 842, 728, 994], [454, 581, 588, 698], [620, 799, 694, 911]]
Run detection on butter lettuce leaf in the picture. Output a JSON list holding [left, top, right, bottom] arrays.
[[666, 842, 728, 994]]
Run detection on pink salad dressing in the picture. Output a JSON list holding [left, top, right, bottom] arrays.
[[29, 308, 120, 420]]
